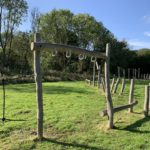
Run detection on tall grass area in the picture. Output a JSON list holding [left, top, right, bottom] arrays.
[[0, 80, 150, 150]]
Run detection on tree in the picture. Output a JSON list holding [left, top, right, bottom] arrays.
[[0, 0, 28, 74], [39, 9, 116, 74], [10, 31, 32, 75], [131, 49, 150, 74], [31, 7, 41, 33]]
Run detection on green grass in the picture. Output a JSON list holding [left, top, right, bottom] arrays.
[[0, 80, 150, 150]]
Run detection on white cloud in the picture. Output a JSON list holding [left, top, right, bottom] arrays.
[[127, 39, 150, 49], [144, 32, 150, 37], [143, 15, 150, 24]]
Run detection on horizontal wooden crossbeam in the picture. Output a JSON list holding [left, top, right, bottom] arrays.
[[31, 42, 106, 59], [100, 100, 138, 117]]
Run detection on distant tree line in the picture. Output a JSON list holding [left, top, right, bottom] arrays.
[[0, 3, 149, 77]]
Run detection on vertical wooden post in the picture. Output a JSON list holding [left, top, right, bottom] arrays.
[[101, 77, 105, 92], [118, 67, 120, 78], [138, 68, 140, 79], [113, 78, 120, 94], [134, 69, 137, 79], [128, 79, 134, 113], [120, 69, 125, 95], [144, 85, 149, 117], [132, 69, 134, 78], [105, 43, 114, 129], [111, 77, 115, 92], [93, 61, 96, 86], [128, 68, 130, 79], [33, 33, 44, 139], [98, 65, 101, 89]]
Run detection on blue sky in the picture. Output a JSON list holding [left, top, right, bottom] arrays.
[[20, 0, 150, 50]]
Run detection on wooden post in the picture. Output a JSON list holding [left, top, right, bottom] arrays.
[[132, 69, 134, 78], [135, 69, 137, 79], [128, 79, 134, 113], [93, 61, 96, 86], [33, 33, 44, 139], [113, 78, 120, 94], [144, 85, 149, 117], [149, 84, 150, 109], [111, 77, 115, 92], [128, 68, 130, 79], [98, 65, 101, 89], [138, 68, 140, 79], [120, 69, 126, 95], [100, 101, 138, 117], [105, 43, 114, 129], [120, 78, 125, 95], [101, 77, 105, 92], [118, 67, 120, 78]]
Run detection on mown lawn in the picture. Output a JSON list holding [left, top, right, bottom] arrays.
[[0, 80, 150, 150]]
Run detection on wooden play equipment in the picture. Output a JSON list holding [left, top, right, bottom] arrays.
[[31, 33, 114, 139]]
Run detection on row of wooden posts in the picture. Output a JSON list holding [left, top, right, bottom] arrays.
[[86, 73, 150, 118], [91, 66, 150, 86]]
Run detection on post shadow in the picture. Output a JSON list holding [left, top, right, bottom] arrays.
[[34, 137, 103, 150]]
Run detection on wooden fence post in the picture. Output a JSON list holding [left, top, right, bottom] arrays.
[[93, 61, 96, 86], [120, 69, 126, 95], [33, 33, 44, 140], [144, 85, 149, 117], [138, 68, 140, 79], [128, 68, 130, 79], [134, 69, 136, 79], [111, 77, 115, 92], [128, 79, 134, 113], [101, 77, 105, 92], [113, 78, 120, 94], [105, 43, 114, 129], [98, 65, 101, 89]]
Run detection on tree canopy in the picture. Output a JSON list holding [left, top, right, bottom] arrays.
[[0, 8, 149, 77]]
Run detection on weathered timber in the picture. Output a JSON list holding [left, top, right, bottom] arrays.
[[96, 61, 99, 70], [100, 101, 138, 117], [33, 33, 44, 139], [128, 68, 130, 79], [144, 85, 150, 117], [31, 42, 106, 59], [97, 65, 101, 89], [93, 61, 96, 86], [85, 79, 91, 85], [128, 79, 134, 113], [101, 77, 105, 92], [113, 78, 120, 93], [120, 78, 125, 95], [111, 78, 115, 92], [118, 67, 120, 78], [104, 43, 114, 129]]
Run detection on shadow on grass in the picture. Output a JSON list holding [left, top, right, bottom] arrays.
[[117, 116, 150, 133], [34, 138, 103, 150], [1, 118, 27, 122], [10, 84, 93, 95]]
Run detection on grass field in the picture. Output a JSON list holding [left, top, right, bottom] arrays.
[[0, 80, 150, 150]]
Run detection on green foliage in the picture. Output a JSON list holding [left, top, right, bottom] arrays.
[[10, 32, 33, 74], [39, 9, 131, 75], [0, 0, 28, 74], [0, 7, 149, 75], [130, 49, 150, 74]]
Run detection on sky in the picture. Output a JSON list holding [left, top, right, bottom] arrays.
[[20, 0, 150, 50]]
